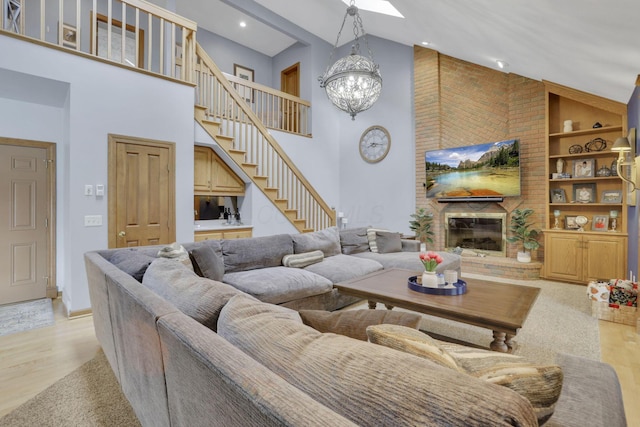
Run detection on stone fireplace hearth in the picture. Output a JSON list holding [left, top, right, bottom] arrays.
[[444, 212, 507, 257]]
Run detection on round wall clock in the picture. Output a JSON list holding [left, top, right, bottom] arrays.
[[359, 125, 391, 163]]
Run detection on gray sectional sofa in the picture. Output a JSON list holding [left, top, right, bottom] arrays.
[[84, 226, 627, 427]]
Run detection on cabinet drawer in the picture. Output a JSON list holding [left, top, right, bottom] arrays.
[[194, 231, 223, 241], [223, 229, 252, 239]]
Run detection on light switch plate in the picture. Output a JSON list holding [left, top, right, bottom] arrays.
[[84, 185, 94, 196]]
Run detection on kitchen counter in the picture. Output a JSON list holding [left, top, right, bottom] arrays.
[[194, 220, 252, 231]]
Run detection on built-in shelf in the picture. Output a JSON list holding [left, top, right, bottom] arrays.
[[549, 125, 623, 138]]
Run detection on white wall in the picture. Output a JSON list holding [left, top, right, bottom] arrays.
[[336, 36, 416, 234], [0, 37, 195, 313]]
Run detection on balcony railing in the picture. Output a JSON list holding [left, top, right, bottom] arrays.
[[223, 73, 311, 137], [1, 0, 196, 82]]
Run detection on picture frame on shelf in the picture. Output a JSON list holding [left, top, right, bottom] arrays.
[[572, 183, 596, 203], [60, 23, 77, 49], [601, 190, 622, 204], [572, 158, 595, 178], [564, 215, 579, 230], [550, 188, 566, 203], [591, 215, 609, 232]]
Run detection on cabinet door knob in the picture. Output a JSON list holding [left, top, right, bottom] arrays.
[[118, 231, 126, 237]]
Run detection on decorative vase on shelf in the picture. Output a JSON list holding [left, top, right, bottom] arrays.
[[556, 158, 565, 174], [421, 271, 438, 288], [563, 120, 573, 132]]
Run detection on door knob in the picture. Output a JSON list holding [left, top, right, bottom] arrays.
[[118, 231, 126, 237]]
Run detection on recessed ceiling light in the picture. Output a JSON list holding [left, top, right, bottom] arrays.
[[496, 60, 508, 69], [239, 21, 247, 28], [341, 0, 404, 18], [421, 41, 430, 46]]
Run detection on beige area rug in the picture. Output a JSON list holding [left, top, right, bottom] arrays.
[[347, 273, 600, 364], [0, 350, 140, 427], [0, 299, 54, 337]]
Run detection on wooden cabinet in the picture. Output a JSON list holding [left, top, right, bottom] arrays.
[[194, 228, 252, 241], [194, 146, 245, 195], [543, 81, 628, 283], [544, 232, 627, 282]]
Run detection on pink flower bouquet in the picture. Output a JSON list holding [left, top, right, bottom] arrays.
[[419, 251, 443, 272]]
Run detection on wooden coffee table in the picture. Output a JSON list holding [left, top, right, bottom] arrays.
[[334, 268, 540, 353]]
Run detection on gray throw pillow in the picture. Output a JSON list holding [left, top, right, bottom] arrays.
[[292, 226, 341, 257], [109, 249, 155, 282], [375, 230, 403, 253], [339, 227, 371, 255], [189, 241, 225, 281], [142, 258, 242, 331]]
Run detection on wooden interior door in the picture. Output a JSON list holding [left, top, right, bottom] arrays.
[[0, 142, 51, 305], [280, 62, 300, 132], [108, 135, 175, 248]]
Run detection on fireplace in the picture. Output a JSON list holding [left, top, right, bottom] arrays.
[[444, 212, 507, 257]]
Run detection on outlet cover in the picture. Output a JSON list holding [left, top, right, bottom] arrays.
[[84, 215, 102, 227]]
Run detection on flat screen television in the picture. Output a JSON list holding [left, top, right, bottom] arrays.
[[425, 139, 520, 201]]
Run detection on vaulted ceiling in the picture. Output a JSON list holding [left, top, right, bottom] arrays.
[[173, 0, 640, 104]]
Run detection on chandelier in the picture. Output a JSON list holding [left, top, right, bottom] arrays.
[[318, 1, 382, 120]]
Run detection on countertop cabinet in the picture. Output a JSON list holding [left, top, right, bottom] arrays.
[[194, 228, 252, 241], [543, 81, 628, 283], [194, 146, 245, 195], [544, 231, 627, 283]]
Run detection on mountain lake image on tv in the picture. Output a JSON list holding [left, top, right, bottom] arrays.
[[425, 139, 520, 199]]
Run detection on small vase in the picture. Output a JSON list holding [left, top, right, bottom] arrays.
[[421, 271, 438, 288]]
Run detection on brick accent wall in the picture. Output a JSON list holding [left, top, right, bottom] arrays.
[[414, 46, 546, 260]]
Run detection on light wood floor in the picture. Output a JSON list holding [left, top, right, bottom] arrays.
[[0, 298, 639, 425]]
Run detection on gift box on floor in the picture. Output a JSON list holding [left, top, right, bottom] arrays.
[[588, 279, 638, 326]]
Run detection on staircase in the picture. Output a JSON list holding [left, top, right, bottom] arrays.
[[193, 44, 336, 232]]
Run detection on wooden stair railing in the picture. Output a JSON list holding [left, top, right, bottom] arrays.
[[194, 44, 335, 232]]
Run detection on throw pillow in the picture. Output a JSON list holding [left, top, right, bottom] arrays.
[[367, 323, 563, 426], [109, 249, 155, 282], [339, 227, 371, 255], [366, 228, 388, 253], [217, 295, 538, 426], [157, 242, 194, 271], [366, 324, 461, 370], [282, 250, 324, 268], [189, 241, 225, 281], [375, 230, 403, 254], [438, 342, 563, 426], [142, 258, 242, 331], [299, 309, 422, 341], [291, 226, 341, 257]]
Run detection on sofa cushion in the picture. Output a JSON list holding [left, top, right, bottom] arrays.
[[375, 230, 403, 254], [303, 254, 383, 283], [218, 294, 538, 427], [222, 266, 333, 305], [352, 250, 461, 275], [366, 228, 388, 253], [339, 227, 370, 255], [300, 309, 422, 341], [366, 324, 461, 370], [282, 250, 324, 268], [142, 258, 243, 331], [292, 226, 341, 257], [109, 249, 155, 282], [221, 234, 293, 273], [367, 323, 562, 425], [189, 240, 225, 281]]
